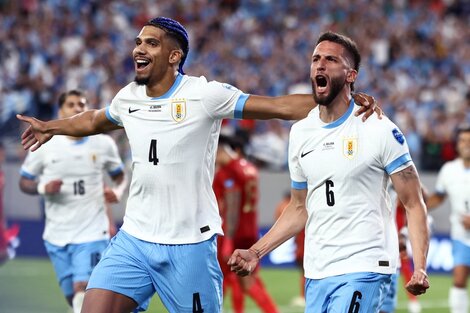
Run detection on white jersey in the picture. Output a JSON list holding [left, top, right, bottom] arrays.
[[288, 100, 412, 279], [435, 159, 470, 245], [20, 135, 124, 246], [106, 74, 248, 244]]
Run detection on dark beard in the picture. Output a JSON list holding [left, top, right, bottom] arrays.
[[134, 76, 149, 85], [312, 76, 345, 106]]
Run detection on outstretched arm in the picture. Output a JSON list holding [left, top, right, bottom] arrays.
[[242, 93, 380, 120], [228, 188, 308, 276], [17, 109, 121, 151], [391, 164, 430, 296]]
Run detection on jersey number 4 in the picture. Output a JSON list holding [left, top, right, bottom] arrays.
[[149, 139, 159, 165]]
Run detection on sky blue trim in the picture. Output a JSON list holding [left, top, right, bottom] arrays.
[[19, 169, 36, 180], [322, 99, 355, 129], [108, 164, 124, 177], [291, 180, 307, 190], [151, 73, 183, 100], [234, 93, 250, 119], [105, 107, 120, 125], [72, 137, 89, 145], [385, 153, 412, 174]]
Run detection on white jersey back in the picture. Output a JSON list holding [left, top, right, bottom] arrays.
[[20, 135, 124, 246], [435, 159, 470, 245], [106, 74, 248, 244], [289, 100, 412, 279]]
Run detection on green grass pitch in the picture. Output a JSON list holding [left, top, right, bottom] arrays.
[[0, 258, 456, 312]]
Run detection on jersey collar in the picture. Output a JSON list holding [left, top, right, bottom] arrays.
[[322, 98, 355, 129], [151, 73, 184, 100]]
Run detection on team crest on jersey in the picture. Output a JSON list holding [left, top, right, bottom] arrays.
[[171, 98, 186, 122], [342, 137, 357, 159]]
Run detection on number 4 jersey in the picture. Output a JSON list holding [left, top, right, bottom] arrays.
[[288, 99, 413, 279], [105, 74, 249, 244], [20, 135, 124, 246]]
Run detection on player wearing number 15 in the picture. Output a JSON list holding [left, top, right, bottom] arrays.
[[19, 90, 126, 313], [17, 17, 378, 313], [229, 31, 430, 312]]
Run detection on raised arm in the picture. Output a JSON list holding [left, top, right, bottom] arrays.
[[242, 93, 380, 121], [17, 109, 121, 151], [228, 187, 308, 276], [390, 164, 430, 295]]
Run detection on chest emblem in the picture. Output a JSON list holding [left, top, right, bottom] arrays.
[[171, 98, 187, 122], [343, 137, 358, 159]]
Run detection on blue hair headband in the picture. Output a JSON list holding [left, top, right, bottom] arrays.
[[146, 17, 189, 74]]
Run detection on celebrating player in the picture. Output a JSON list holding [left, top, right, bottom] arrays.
[[229, 31, 429, 312], [19, 90, 126, 313]]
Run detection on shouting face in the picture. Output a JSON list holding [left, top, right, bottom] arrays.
[[310, 41, 357, 106]]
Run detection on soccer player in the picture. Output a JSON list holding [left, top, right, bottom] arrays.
[[426, 125, 470, 313], [229, 31, 430, 312], [18, 90, 127, 313], [214, 135, 278, 313], [17, 17, 378, 313]]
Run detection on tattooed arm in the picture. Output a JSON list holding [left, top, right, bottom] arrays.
[[391, 164, 430, 295]]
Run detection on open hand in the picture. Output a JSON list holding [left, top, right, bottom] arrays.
[[352, 93, 383, 121], [17, 114, 52, 151]]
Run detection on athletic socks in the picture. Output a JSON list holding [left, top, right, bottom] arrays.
[[449, 286, 468, 313]]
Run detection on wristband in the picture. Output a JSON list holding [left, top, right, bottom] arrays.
[[37, 182, 46, 195]]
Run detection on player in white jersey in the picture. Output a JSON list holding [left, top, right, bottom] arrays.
[[426, 125, 470, 313], [229, 31, 430, 312], [17, 18, 379, 313], [19, 90, 126, 313]]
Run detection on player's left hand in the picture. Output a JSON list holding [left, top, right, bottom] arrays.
[[352, 93, 383, 121], [405, 268, 430, 296]]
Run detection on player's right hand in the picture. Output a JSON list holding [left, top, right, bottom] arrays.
[[17, 114, 53, 152], [228, 248, 259, 277]]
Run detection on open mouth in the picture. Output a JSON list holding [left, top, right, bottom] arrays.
[[135, 58, 150, 71], [315, 75, 328, 93]]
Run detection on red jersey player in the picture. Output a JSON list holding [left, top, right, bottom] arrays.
[[214, 135, 278, 313]]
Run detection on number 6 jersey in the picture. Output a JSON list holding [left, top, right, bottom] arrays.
[[288, 99, 413, 279], [105, 74, 249, 244]]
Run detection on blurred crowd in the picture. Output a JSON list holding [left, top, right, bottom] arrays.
[[0, 0, 469, 170]]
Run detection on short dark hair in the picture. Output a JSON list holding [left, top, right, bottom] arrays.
[[146, 17, 189, 75], [457, 124, 470, 138], [316, 31, 361, 91], [57, 90, 85, 108]]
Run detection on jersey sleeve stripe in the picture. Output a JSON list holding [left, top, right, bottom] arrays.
[[108, 164, 125, 177], [234, 93, 250, 119], [19, 169, 36, 180], [105, 107, 121, 125], [291, 180, 307, 190], [385, 153, 412, 174]]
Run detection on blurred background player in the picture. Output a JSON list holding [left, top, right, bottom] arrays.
[[214, 134, 279, 313], [426, 124, 470, 313], [0, 142, 20, 265], [18, 90, 127, 313], [274, 191, 306, 307]]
